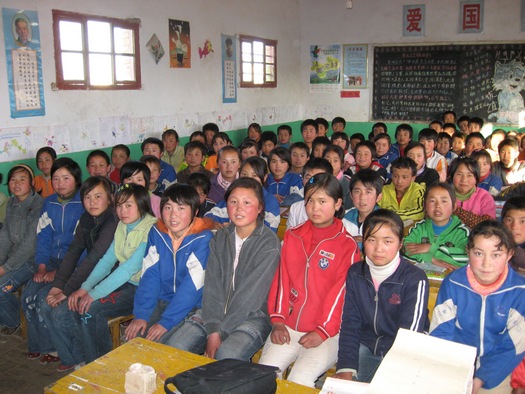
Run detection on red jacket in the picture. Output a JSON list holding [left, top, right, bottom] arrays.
[[268, 218, 360, 340]]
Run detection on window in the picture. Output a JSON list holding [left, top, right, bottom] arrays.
[[240, 35, 277, 88], [52, 10, 141, 90]]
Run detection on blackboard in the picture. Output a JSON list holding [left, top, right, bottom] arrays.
[[373, 44, 525, 125]]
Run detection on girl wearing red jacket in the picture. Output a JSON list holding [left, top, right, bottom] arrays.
[[259, 173, 360, 388]]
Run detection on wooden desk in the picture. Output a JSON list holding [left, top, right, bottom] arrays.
[[45, 338, 319, 394]]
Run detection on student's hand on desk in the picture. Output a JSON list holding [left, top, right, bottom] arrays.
[[205, 332, 222, 359], [299, 331, 323, 349], [333, 372, 353, 381], [125, 319, 147, 341], [270, 322, 290, 345], [145, 323, 167, 342], [404, 243, 431, 255], [68, 289, 88, 312], [77, 293, 94, 315], [431, 258, 458, 271]]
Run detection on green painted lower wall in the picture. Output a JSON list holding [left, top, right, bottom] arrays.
[[0, 120, 518, 196]]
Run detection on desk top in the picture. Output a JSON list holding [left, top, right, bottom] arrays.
[[45, 338, 319, 394]]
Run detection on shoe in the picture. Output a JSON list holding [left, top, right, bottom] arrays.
[[74, 362, 86, 371], [57, 364, 76, 372], [0, 325, 20, 336], [40, 353, 60, 364], [28, 352, 41, 360]]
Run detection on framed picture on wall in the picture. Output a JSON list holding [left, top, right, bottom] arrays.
[[342, 44, 368, 89]]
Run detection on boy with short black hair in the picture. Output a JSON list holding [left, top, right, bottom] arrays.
[[109, 144, 130, 184], [141, 137, 177, 192], [86, 150, 111, 178], [429, 120, 444, 133], [188, 172, 216, 218], [140, 155, 163, 196], [418, 128, 447, 182], [346, 141, 387, 181], [332, 131, 355, 170], [437, 132, 458, 165], [374, 133, 399, 172], [493, 138, 525, 186], [349, 133, 365, 155], [393, 124, 413, 157], [457, 115, 470, 134], [312, 136, 331, 158], [442, 123, 457, 137], [442, 110, 456, 124], [371, 122, 387, 139], [343, 169, 383, 245], [277, 125, 292, 148], [379, 157, 425, 224], [301, 119, 319, 151], [161, 129, 185, 172], [260, 131, 278, 159], [289, 142, 310, 174], [464, 132, 485, 158], [177, 141, 213, 184], [202, 123, 219, 155], [451, 131, 466, 156], [315, 118, 330, 136], [468, 116, 484, 133], [331, 116, 346, 133]]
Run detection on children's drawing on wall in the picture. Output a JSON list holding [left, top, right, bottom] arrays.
[[0, 127, 31, 160], [309, 44, 341, 93], [146, 34, 164, 64], [489, 59, 525, 124], [2, 8, 45, 118], [169, 19, 191, 68], [198, 39, 214, 59]]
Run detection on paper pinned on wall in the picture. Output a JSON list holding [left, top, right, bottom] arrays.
[[262, 107, 276, 125], [99, 116, 131, 147], [0, 126, 32, 160], [232, 110, 247, 130], [130, 116, 154, 144], [177, 113, 199, 137], [154, 115, 178, 136], [213, 111, 233, 131], [69, 122, 93, 152], [247, 108, 262, 125]]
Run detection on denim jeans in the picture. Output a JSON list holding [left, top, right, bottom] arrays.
[[40, 300, 83, 366], [164, 309, 271, 362], [21, 281, 54, 353], [0, 260, 35, 328], [357, 343, 383, 383], [78, 282, 136, 363]]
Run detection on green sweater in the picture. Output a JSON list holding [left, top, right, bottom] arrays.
[[403, 215, 470, 267]]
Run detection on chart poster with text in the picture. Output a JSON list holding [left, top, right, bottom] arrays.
[[2, 7, 45, 118], [222, 34, 237, 103], [342, 44, 368, 89]]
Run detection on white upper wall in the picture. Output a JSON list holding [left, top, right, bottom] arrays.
[[0, 0, 301, 135], [299, 0, 524, 122]]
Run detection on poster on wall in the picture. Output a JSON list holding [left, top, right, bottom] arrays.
[[2, 8, 45, 118], [309, 44, 341, 93], [460, 0, 484, 33], [222, 34, 237, 103], [169, 19, 191, 68], [402, 4, 425, 37], [342, 44, 368, 89]]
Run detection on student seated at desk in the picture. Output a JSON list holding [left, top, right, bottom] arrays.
[[165, 178, 280, 362], [335, 210, 429, 383], [378, 157, 425, 226], [404, 182, 470, 271], [125, 184, 214, 344], [430, 220, 525, 393]]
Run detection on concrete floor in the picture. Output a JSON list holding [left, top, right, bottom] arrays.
[[0, 331, 64, 393]]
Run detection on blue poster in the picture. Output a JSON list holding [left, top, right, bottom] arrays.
[[2, 8, 45, 118], [222, 34, 237, 103]]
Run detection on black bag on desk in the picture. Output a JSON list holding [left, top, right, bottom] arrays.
[[164, 358, 279, 394]]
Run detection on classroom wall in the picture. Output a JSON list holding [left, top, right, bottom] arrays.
[[299, 0, 524, 124]]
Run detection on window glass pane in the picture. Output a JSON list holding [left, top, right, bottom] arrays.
[[242, 41, 252, 54], [242, 62, 252, 82], [265, 45, 274, 64], [254, 63, 264, 84], [89, 53, 112, 85], [253, 41, 264, 55], [265, 45, 274, 58], [114, 28, 134, 54], [88, 21, 111, 53], [115, 55, 135, 81], [254, 53, 263, 63], [266, 65, 275, 82], [62, 53, 84, 80], [59, 21, 83, 51]]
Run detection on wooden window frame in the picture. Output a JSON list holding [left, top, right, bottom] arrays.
[[239, 35, 277, 88], [52, 9, 141, 90]]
